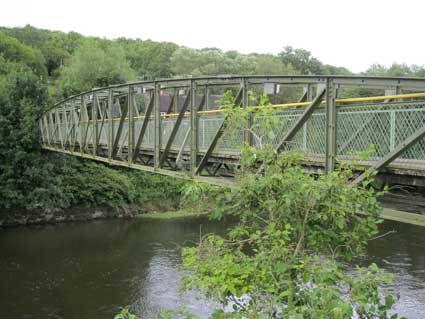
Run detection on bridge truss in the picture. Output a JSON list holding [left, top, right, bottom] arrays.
[[39, 76, 425, 187]]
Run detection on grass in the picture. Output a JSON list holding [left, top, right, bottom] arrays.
[[137, 209, 210, 220]]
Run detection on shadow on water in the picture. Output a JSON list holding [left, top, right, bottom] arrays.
[[0, 216, 424, 318]]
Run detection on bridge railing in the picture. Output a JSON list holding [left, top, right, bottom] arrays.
[[39, 76, 425, 183]]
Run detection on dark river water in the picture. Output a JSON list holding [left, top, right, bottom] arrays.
[[0, 216, 424, 319]]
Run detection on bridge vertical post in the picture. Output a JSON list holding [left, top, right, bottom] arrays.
[[92, 92, 98, 156], [108, 88, 113, 161], [49, 111, 55, 144], [325, 78, 337, 173], [154, 83, 161, 170], [74, 99, 81, 152], [385, 86, 401, 151], [190, 80, 198, 176], [62, 102, 69, 149], [205, 85, 209, 111], [80, 95, 86, 153], [70, 99, 76, 151], [128, 85, 134, 164], [55, 107, 64, 149], [242, 79, 252, 147], [42, 114, 50, 146]]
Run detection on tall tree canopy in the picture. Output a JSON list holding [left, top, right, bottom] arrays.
[[0, 31, 47, 77], [57, 41, 137, 97], [116, 38, 178, 79]]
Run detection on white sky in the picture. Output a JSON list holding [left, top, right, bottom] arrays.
[[1, 0, 424, 73]]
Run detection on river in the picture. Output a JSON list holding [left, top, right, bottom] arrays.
[[0, 216, 424, 318]]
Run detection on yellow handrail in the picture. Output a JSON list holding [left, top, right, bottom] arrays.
[[75, 92, 425, 124]]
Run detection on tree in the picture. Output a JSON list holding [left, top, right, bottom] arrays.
[[117, 38, 178, 79], [1, 25, 84, 77], [178, 93, 399, 319], [57, 41, 137, 97], [278, 46, 324, 75], [0, 56, 49, 207], [0, 31, 47, 77], [170, 47, 256, 76], [250, 54, 295, 75]]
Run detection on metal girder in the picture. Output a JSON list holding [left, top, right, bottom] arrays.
[[154, 85, 161, 169], [212, 163, 223, 176], [71, 100, 80, 151], [128, 86, 134, 163], [242, 80, 252, 146], [81, 95, 90, 152], [55, 108, 64, 149], [190, 82, 198, 175], [176, 127, 191, 169], [111, 96, 128, 158], [276, 88, 326, 152], [49, 112, 57, 142], [61, 104, 70, 146], [108, 89, 113, 160], [117, 97, 122, 116], [96, 97, 106, 148], [133, 91, 154, 161], [333, 77, 425, 91], [92, 93, 98, 155], [40, 75, 425, 116], [204, 86, 210, 111], [132, 93, 140, 117], [194, 87, 244, 175], [325, 79, 337, 173], [351, 124, 425, 186], [159, 92, 191, 167]]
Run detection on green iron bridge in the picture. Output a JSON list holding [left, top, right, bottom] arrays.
[[39, 75, 425, 191]]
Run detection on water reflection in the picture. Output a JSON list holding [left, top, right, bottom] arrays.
[[0, 217, 424, 318], [365, 221, 425, 318]]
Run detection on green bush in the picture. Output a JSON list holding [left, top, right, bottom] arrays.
[[178, 93, 399, 319]]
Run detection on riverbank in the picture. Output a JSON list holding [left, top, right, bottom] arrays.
[[0, 199, 182, 227], [0, 207, 133, 227]]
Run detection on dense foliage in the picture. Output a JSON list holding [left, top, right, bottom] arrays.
[[0, 26, 185, 212], [57, 41, 137, 97], [176, 95, 400, 319]]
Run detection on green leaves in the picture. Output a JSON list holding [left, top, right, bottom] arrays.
[[57, 41, 136, 97], [178, 103, 398, 318], [114, 309, 138, 319]]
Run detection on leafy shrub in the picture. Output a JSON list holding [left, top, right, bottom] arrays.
[[179, 92, 399, 319]]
